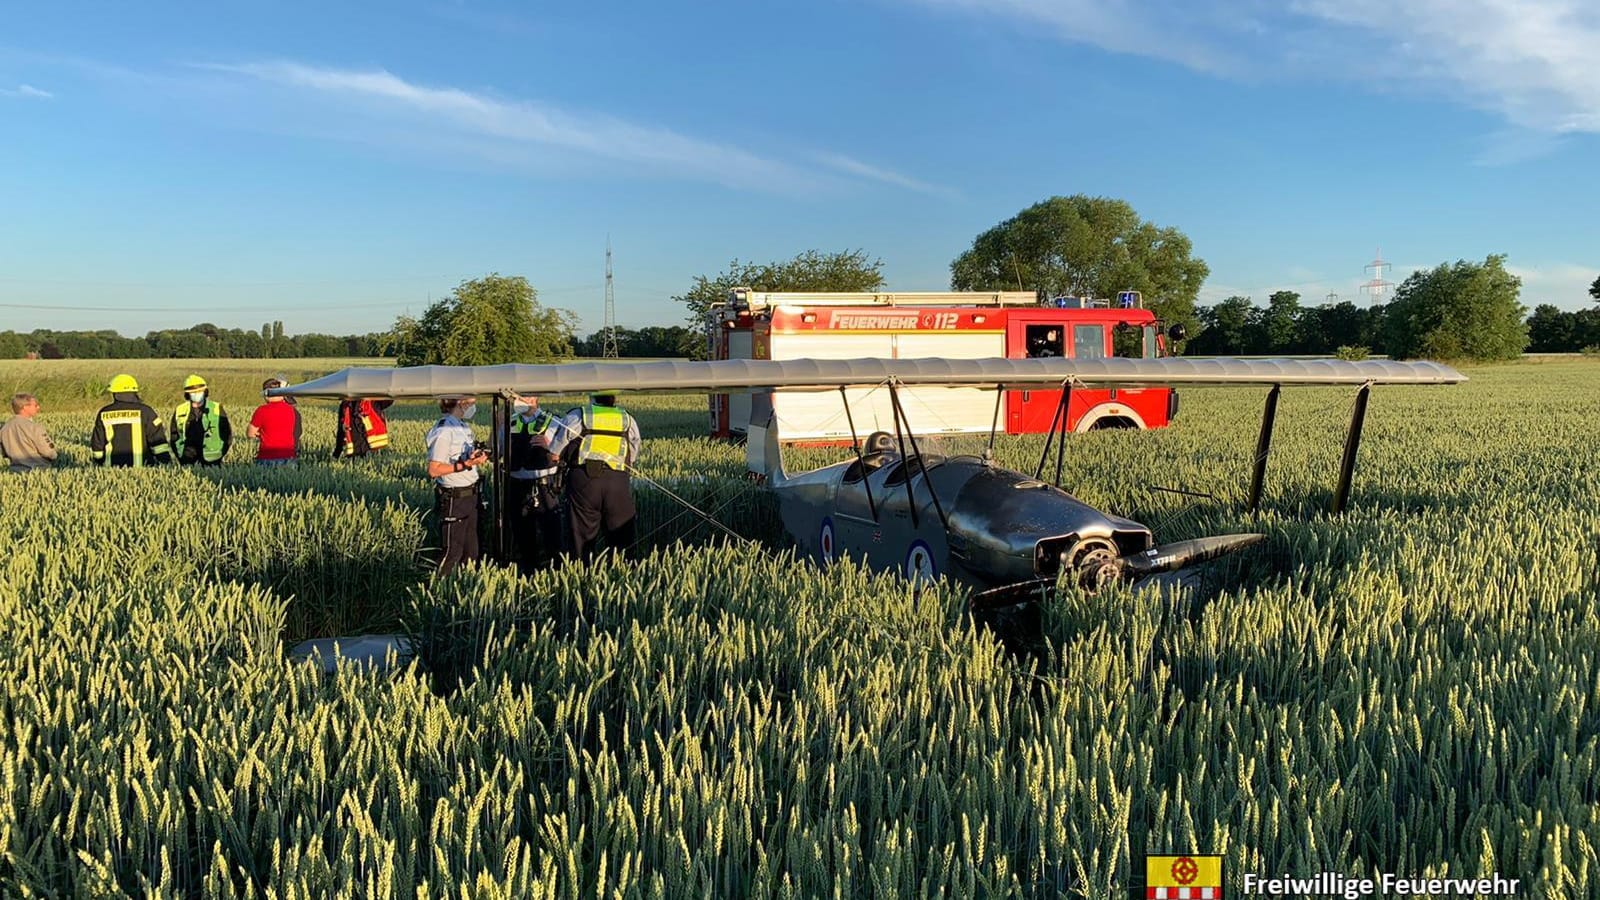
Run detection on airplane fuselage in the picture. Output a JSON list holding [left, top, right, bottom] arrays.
[[771, 451, 1155, 590]]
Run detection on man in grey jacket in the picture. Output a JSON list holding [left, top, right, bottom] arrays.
[[0, 393, 59, 473]]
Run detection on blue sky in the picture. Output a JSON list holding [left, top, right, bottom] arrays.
[[2, 0, 1597, 337]]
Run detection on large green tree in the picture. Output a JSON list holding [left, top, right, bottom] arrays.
[[672, 249, 885, 358], [948, 195, 1209, 331], [394, 274, 577, 366], [1590, 274, 1600, 301], [1190, 296, 1254, 355], [1382, 254, 1527, 361], [1259, 290, 1302, 353]]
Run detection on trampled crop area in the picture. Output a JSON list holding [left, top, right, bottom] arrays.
[[1, 357, 1597, 897]]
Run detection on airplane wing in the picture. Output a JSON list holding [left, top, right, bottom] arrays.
[[266, 357, 1465, 399]]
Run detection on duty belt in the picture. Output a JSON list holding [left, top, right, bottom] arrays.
[[435, 483, 477, 497], [510, 468, 560, 482]]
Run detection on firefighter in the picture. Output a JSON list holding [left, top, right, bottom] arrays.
[[425, 396, 489, 575], [549, 392, 640, 560], [172, 374, 232, 466], [333, 398, 393, 458], [507, 392, 563, 569], [90, 374, 173, 467]]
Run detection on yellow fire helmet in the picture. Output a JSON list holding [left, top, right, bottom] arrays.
[[108, 374, 140, 394], [183, 374, 208, 392]]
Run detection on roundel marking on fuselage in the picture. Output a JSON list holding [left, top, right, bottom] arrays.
[[905, 539, 937, 583]]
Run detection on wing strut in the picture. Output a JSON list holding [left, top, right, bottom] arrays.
[[838, 386, 878, 522], [1033, 380, 1072, 483], [986, 387, 1003, 458], [887, 381, 919, 530], [1247, 385, 1281, 512], [1332, 383, 1372, 514], [491, 393, 510, 562], [888, 380, 950, 532], [1054, 381, 1073, 488]]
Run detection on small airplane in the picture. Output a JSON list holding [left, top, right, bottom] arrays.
[[270, 356, 1466, 608]]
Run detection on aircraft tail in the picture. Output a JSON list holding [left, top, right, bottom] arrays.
[[745, 391, 787, 485]]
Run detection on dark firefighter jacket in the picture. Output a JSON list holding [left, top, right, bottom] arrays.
[[89, 394, 174, 467]]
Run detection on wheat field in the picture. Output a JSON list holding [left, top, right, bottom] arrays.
[[1, 356, 1597, 897]]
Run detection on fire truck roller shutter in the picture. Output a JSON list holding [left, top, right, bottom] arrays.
[[766, 332, 895, 441], [726, 329, 756, 434], [890, 332, 1006, 437]]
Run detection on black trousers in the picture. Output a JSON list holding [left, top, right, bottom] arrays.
[[509, 476, 564, 569], [566, 463, 636, 560], [435, 487, 480, 575]]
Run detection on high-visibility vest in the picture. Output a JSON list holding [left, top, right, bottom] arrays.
[[579, 404, 629, 470], [511, 410, 557, 472], [339, 400, 390, 455], [173, 400, 226, 462]]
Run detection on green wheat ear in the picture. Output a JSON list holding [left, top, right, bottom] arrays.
[[0, 358, 1591, 897]]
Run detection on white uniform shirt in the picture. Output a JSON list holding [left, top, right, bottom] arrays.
[[426, 414, 480, 488]]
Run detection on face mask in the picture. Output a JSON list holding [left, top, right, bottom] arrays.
[[187, 392, 205, 403], [460, 403, 478, 421], [513, 401, 531, 416]]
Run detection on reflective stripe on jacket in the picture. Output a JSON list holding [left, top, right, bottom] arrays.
[[90, 397, 172, 468]]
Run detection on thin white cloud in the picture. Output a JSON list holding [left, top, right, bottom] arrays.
[[813, 152, 956, 198], [192, 60, 951, 197], [0, 83, 52, 99], [903, 0, 1236, 74], [897, 0, 1600, 147], [1507, 262, 1599, 310], [200, 61, 813, 192], [1293, 0, 1600, 135]]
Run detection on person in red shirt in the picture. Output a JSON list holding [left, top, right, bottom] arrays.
[[247, 377, 302, 466]]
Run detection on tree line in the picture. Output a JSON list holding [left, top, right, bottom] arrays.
[[1190, 259, 1598, 359], [0, 321, 395, 361], [8, 198, 1592, 364]]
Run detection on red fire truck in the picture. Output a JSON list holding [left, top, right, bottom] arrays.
[[709, 289, 1182, 443]]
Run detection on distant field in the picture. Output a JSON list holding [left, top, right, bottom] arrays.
[[0, 357, 393, 413], [1, 357, 1598, 894]]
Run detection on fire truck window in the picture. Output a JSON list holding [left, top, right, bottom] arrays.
[[1112, 323, 1143, 358], [1026, 325, 1063, 358], [1074, 324, 1107, 359]]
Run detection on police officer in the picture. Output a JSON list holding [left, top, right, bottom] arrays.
[[507, 392, 562, 569], [90, 374, 174, 467], [172, 374, 232, 466], [426, 396, 489, 575], [549, 392, 640, 560]]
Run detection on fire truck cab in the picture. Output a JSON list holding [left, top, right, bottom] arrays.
[[709, 288, 1180, 443]]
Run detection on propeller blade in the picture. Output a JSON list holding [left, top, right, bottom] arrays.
[[1117, 533, 1266, 577]]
